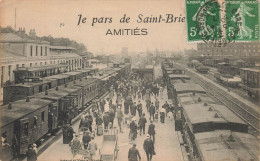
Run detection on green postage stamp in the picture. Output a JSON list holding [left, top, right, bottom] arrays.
[[186, 0, 260, 44]]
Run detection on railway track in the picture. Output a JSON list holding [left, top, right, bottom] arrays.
[[177, 64, 260, 135]]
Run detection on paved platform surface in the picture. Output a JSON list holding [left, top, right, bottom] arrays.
[[38, 88, 183, 161], [177, 63, 259, 114]]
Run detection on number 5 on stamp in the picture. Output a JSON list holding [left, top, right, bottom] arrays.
[[225, 0, 260, 41]]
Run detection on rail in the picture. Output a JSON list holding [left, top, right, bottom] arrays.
[[177, 64, 260, 135]]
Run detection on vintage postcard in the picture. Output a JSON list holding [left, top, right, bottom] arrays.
[[0, 0, 259, 161]]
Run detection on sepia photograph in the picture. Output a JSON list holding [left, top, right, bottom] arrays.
[[0, 0, 259, 161]]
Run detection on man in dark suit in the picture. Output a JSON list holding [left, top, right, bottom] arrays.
[[137, 101, 143, 117], [103, 112, 110, 129], [143, 135, 155, 161], [148, 121, 156, 144], [138, 113, 147, 135], [82, 131, 91, 150], [149, 103, 156, 121], [26, 144, 37, 161], [128, 144, 141, 161]]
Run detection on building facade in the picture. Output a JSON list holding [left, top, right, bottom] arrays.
[[197, 42, 260, 57], [0, 30, 83, 102]]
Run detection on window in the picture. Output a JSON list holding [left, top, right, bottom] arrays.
[[54, 61, 55, 64], [35, 63, 37, 66], [40, 62, 42, 65], [22, 64, 25, 67], [45, 62, 47, 65], [30, 63, 32, 67], [1, 66, 4, 87], [30, 46, 33, 56], [33, 116, 38, 127], [41, 111, 45, 122], [50, 61, 52, 64], [24, 123, 29, 136], [41, 46, 43, 56], [45, 47, 47, 56], [36, 46, 38, 56], [16, 64, 19, 70], [8, 65, 11, 79]]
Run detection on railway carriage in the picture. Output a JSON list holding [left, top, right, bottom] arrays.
[[61, 71, 84, 82], [240, 68, 260, 100], [181, 102, 258, 161], [74, 78, 99, 111], [195, 65, 209, 74], [3, 79, 55, 105], [0, 64, 132, 160], [171, 82, 205, 104], [0, 98, 53, 161], [43, 74, 70, 86], [13, 64, 68, 84]]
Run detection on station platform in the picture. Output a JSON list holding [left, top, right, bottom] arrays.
[[38, 88, 184, 161]]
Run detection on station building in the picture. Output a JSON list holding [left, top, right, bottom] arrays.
[[0, 29, 82, 101]]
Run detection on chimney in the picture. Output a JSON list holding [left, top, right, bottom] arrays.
[[56, 87, 59, 91], [26, 97, 30, 102], [17, 27, 26, 36], [29, 29, 36, 39], [65, 84, 67, 87], [45, 91, 48, 95]]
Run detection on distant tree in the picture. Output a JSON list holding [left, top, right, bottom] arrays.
[[0, 26, 15, 33], [0, 27, 87, 53]]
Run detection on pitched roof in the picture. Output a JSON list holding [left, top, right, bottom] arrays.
[[0, 32, 50, 44]]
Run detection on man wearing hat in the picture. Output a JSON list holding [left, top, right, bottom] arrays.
[[143, 135, 155, 161], [82, 131, 91, 150], [128, 143, 141, 161], [137, 100, 143, 117], [87, 136, 98, 160], [103, 112, 110, 129], [138, 113, 147, 135], [148, 121, 156, 144], [149, 102, 156, 122], [130, 102, 137, 116], [70, 134, 81, 157], [129, 118, 138, 140], [26, 144, 37, 161]]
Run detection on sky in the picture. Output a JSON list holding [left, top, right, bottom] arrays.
[[0, 0, 197, 54]]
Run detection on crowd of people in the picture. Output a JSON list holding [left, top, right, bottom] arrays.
[[57, 75, 176, 161]]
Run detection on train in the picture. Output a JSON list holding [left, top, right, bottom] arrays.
[[187, 60, 209, 74], [0, 63, 131, 161], [187, 58, 259, 101], [161, 61, 259, 161]]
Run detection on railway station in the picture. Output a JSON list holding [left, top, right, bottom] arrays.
[[0, 3, 260, 160], [1, 53, 259, 161]]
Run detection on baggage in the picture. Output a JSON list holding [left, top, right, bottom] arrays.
[[97, 125, 103, 136]]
